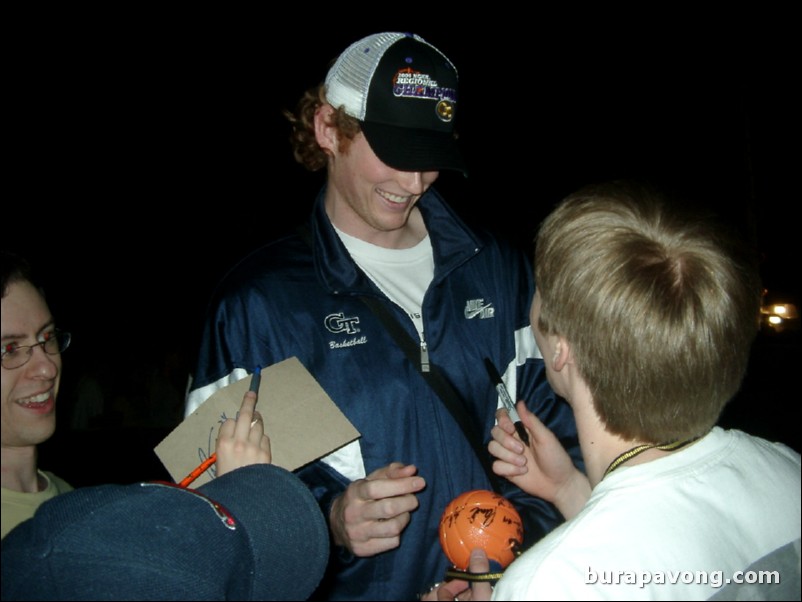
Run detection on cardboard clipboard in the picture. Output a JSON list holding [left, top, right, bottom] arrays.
[[155, 357, 360, 486]]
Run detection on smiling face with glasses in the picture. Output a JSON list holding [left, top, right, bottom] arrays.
[[1, 330, 71, 370], [2, 278, 68, 450]]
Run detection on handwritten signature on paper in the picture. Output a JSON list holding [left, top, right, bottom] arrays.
[[194, 412, 230, 480]]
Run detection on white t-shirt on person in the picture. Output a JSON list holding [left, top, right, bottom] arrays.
[[493, 427, 801, 601]]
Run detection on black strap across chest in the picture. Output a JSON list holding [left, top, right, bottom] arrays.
[[297, 224, 500, 492]]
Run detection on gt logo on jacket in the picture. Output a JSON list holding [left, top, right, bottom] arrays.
[[325, 313, 362, 335]]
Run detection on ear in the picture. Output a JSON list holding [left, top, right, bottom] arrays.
[[551, 336, 571, 372], [314, 104, 338, 155]]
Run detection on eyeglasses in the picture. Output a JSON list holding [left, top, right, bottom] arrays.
[[1, 330, 71, 370]]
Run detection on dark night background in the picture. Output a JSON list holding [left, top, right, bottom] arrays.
[[7, 10, 798, 485]]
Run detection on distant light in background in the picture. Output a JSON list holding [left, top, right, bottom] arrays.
[[760, 297, 800, 333]]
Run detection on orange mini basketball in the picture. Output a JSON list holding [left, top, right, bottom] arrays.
[[438, 489, 524, 571]]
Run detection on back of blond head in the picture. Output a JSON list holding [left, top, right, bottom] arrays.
[[534, 181, 761, 442]]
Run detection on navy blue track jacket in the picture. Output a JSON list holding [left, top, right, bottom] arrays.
[[186, 186, 581, 600]]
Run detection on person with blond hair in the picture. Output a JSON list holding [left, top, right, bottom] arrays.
[[431, 181, 800, 600]]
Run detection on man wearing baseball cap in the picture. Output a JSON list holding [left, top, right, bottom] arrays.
[[185, 32, 580, 600]]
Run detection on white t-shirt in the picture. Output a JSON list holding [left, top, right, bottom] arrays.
[[334, 227, 434, 341], [493, 427, 801, 600]]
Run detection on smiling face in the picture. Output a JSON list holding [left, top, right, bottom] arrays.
[[316, 107, 439, 248], [1, 280, 61, 450]]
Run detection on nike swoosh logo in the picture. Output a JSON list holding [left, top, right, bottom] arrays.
[[464, 303, 493, 319]]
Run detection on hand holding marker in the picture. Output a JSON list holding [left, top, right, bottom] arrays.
[[483, 358, 530, 446], [178, 366, 262, 488]]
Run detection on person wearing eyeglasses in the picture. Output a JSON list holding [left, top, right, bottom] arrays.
[[1, 251, 73, 539]]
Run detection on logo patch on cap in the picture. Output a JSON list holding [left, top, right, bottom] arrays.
[[392, 67, 457, 123], [141, 481, 237, 530], [436, 100, 454, 122]]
